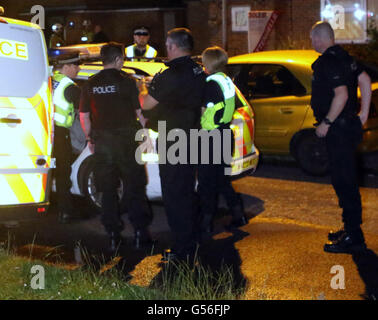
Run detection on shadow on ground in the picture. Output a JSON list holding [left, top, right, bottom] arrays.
[[144, 193, 264, 297], [2, 192, 266, 298], [353, 248, 378, 300]]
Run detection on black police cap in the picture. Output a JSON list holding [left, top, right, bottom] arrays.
[[133, 26, 150, 36], [55, 52, 81, 65]]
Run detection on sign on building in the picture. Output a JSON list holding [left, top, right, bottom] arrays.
[[248, 11, 279, 52]]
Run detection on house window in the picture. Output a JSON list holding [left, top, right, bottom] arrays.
[[320, 0, 368, 43]]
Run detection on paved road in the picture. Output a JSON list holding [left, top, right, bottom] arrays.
[[1, 161, 377, 300]]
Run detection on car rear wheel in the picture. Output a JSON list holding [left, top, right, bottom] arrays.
[[293, 131, 329, 176], [78, 156, 126, 213]]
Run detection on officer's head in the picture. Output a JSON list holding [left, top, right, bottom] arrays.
[[202, 46, 228, 75], [310, 21, 335, 54], [166, 28, 194, 61], [100, 42, 124, 70], [53, 53, 81, 79], [52, 23, 63, 34], [133, 26, 150, 48], [94, 24, 102, 34]]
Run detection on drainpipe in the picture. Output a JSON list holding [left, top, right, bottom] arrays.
[[222, 0, 227, 50]]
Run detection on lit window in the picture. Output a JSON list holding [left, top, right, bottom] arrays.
[[320, 0, 368, 43]]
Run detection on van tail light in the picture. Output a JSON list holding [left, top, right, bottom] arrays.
[[37, 207, 46, 213]]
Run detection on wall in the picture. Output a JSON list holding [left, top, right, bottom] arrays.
[[186, 0, 320, 56], [60, 9, 186, 54], [3, 0, 377, 57]]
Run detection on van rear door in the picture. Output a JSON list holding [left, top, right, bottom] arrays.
[[0, 18, 53, 214]]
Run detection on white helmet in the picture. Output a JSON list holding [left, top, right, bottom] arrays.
[[52, 23, 63, 33]]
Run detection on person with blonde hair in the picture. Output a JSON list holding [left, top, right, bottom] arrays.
[[198, 46, 247, 239]]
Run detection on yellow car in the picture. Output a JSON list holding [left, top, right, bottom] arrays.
[[228, 50, 378, 175]]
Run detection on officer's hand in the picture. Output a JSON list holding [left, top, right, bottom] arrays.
[[144, 76, 153, 87], [137, 76, 152, 89], [88, 141, 95, 154], [139, 130, 154, 154], [315, 122, 330, 138], [136, 78, 145, 91], [359, 112, 368, 126]]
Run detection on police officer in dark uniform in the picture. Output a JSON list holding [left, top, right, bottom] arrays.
[[139, 28, 206, 261], [310, 22, 372, 254], [79, 42, 153, 252]]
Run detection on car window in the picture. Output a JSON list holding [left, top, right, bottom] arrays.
[[0, 23, 48, 100], [227, 64, 306, 99]]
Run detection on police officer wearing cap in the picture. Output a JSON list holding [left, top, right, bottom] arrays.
[[139, 28, 206, 262], [79, 42, 153, 252], [52, 53, 81, 223], [125, 27, 157, 61], [310, 22, 372, 254], [49, 23, 65, 48]]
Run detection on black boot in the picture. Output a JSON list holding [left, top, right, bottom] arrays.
[[324, 233, 367, 254], [226, 215, 248, 231], [226, 199, 248, 230], [200, 214, 214, 233], [328, 229, 346, 242], [133, 228, 155, 249], [58, 211, 72, 224], [109, 232, 122, 253]]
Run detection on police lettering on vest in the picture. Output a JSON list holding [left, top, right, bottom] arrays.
[[93, 85, 117, 94]]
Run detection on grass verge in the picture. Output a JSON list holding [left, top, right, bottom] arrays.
[[0, 242, 243, 300]]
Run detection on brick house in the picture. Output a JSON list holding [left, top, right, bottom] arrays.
[[2, 0, 377, 57]]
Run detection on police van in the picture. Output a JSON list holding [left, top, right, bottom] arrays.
[[0, 14, 54, 220]]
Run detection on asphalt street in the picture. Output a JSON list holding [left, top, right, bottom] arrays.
[[1, 160, 377, 300]]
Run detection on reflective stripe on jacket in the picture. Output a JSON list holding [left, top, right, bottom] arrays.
[[125, 44, 157, 60], [52, 71, 74, 128], [201, 72, 236, 130]]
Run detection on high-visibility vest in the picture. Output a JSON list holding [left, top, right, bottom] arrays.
[[125, 44, 157, 60], [201, 72, 236, 130], [52, 71, 74, 128]]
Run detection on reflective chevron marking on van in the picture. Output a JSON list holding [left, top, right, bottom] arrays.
[[0, 82, 53, 206]]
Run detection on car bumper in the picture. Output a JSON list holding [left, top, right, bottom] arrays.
[[0, 202, 49, 222], [230, 150, 260, 177]]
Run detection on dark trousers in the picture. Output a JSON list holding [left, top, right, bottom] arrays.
[[197, 128, 240, 227], [159, 161, 197, 256], [93, 131, 151, 235], [325, 115, 364, 242], [53, 125, 74, 214]]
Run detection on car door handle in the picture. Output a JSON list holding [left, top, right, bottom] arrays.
[[279, 108, 293, 114]]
